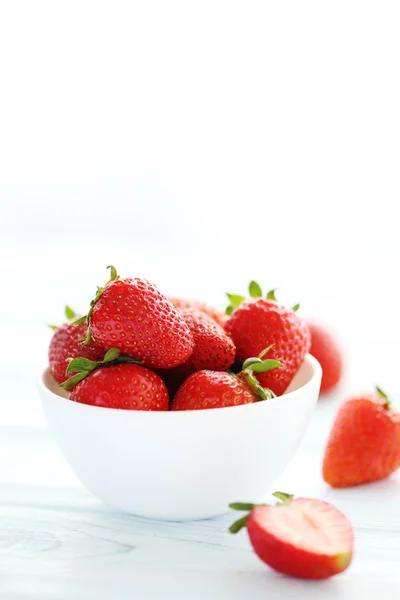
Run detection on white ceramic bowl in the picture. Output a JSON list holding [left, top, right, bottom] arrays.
[[37, 354, 321, 521]]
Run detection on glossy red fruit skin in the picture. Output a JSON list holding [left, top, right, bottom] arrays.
[[49, 321, 105, 384], [225, 299, 310, 396], [179, 308, 236, 371], [171, 370, 257, 411], [323, 394, 400, 488], [70, 363, 169, 410], [308, 322, 343, 393], [157, 310, 236, 397], [90, 278, 194, 369], [247, 500, 353, 580], [170, 297, 228, 328]]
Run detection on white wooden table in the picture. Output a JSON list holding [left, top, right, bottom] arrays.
[[1, 234, 400, 598], [2, 399, 400, 599]]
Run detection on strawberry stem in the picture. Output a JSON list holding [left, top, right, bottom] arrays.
[[229, 515, 249, 534], [241, 347, 282, 401], [273, 491, 294, 503], [376, 386, 391, 409], [73, 265, 120, 345], [228, 492, 294, 534]]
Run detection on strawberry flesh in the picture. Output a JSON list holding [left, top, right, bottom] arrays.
[[247, 498, 353, 579]]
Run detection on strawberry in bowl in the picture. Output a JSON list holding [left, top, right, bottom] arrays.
[[38, 269, 321, 520]]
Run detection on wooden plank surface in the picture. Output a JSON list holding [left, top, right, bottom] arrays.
[[1, 421, 399, 599]]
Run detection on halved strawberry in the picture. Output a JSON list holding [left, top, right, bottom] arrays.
[[229, 493, 353, 580]]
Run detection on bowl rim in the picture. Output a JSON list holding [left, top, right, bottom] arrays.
[[38, 353, 321, 417]]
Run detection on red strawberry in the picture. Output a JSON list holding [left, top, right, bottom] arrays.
[[48, 306, 105, 384], [171, 354, 281, 410], [323, 387, 400, 487], [308, 322, 343, 394], [81, 266, 194, 369], [70, 363, 169, 410], [225, 285, 310, 396], [157, 308, 236, 396], [229, 493, 353, 580], [179, 308, 235, 371], [170, 297, 228, 328]]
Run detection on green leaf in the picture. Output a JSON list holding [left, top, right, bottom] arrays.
[[273, 491, 294, 503], [103, 347, 120, 362], [225, 305, 234, 316], [48, 324, 58, 331], [115, 356, 142, 364], [242, 369, 276, 401], [229, 514, 249, 534], [292, 303, 300, 312], [249, 281, 262, 298], [376, 386, 391, 409], [82, 326, 92, 345], [250, 359, 282, 373], [376, 386, 388, 401], [266, 289, 277, 301], [106, 265, 119, 284], [226, 294, 246, 309], [65, 305, 77, 320], [71, 316, 87, 326], [66, 357, 99, 375], [242, 357, 263, 370], [258, 344, 274, 359], [229, 502, 255, 511], [60, 371, 89, 390]]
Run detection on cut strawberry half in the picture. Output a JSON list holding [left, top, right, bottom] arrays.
[[229, 493, 353, 580]]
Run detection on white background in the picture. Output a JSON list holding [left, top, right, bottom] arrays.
[[0, 1, 399, 424]]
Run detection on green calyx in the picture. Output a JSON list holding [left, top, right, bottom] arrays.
[[376, 386, 391, 409], [241, 346, 281, 401], [48, 305, 79, 331], [60, 347, 140, 390], [71, 265, 120, 345], [65, 305, 77, 320], [225, 282, 300, 315], [229, 492, 294, 534]]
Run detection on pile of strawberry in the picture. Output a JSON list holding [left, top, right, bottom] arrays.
[[48, 265, 400, 581], [49, 266, 311, 411]]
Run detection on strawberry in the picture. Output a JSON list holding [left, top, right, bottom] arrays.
[[170, 297, 228, 328], [308, 322, 343, 394], [225, 283, 310, 396], [48, 306, 105, 384], [179, 308, 236, 371], [157, 308, 236, 396], [229, 493, 353, 580], [70, 363, 169, 410], [171, 353, 281, 410], [77, 266, 194, 370], [323, 387, 400, 487]]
